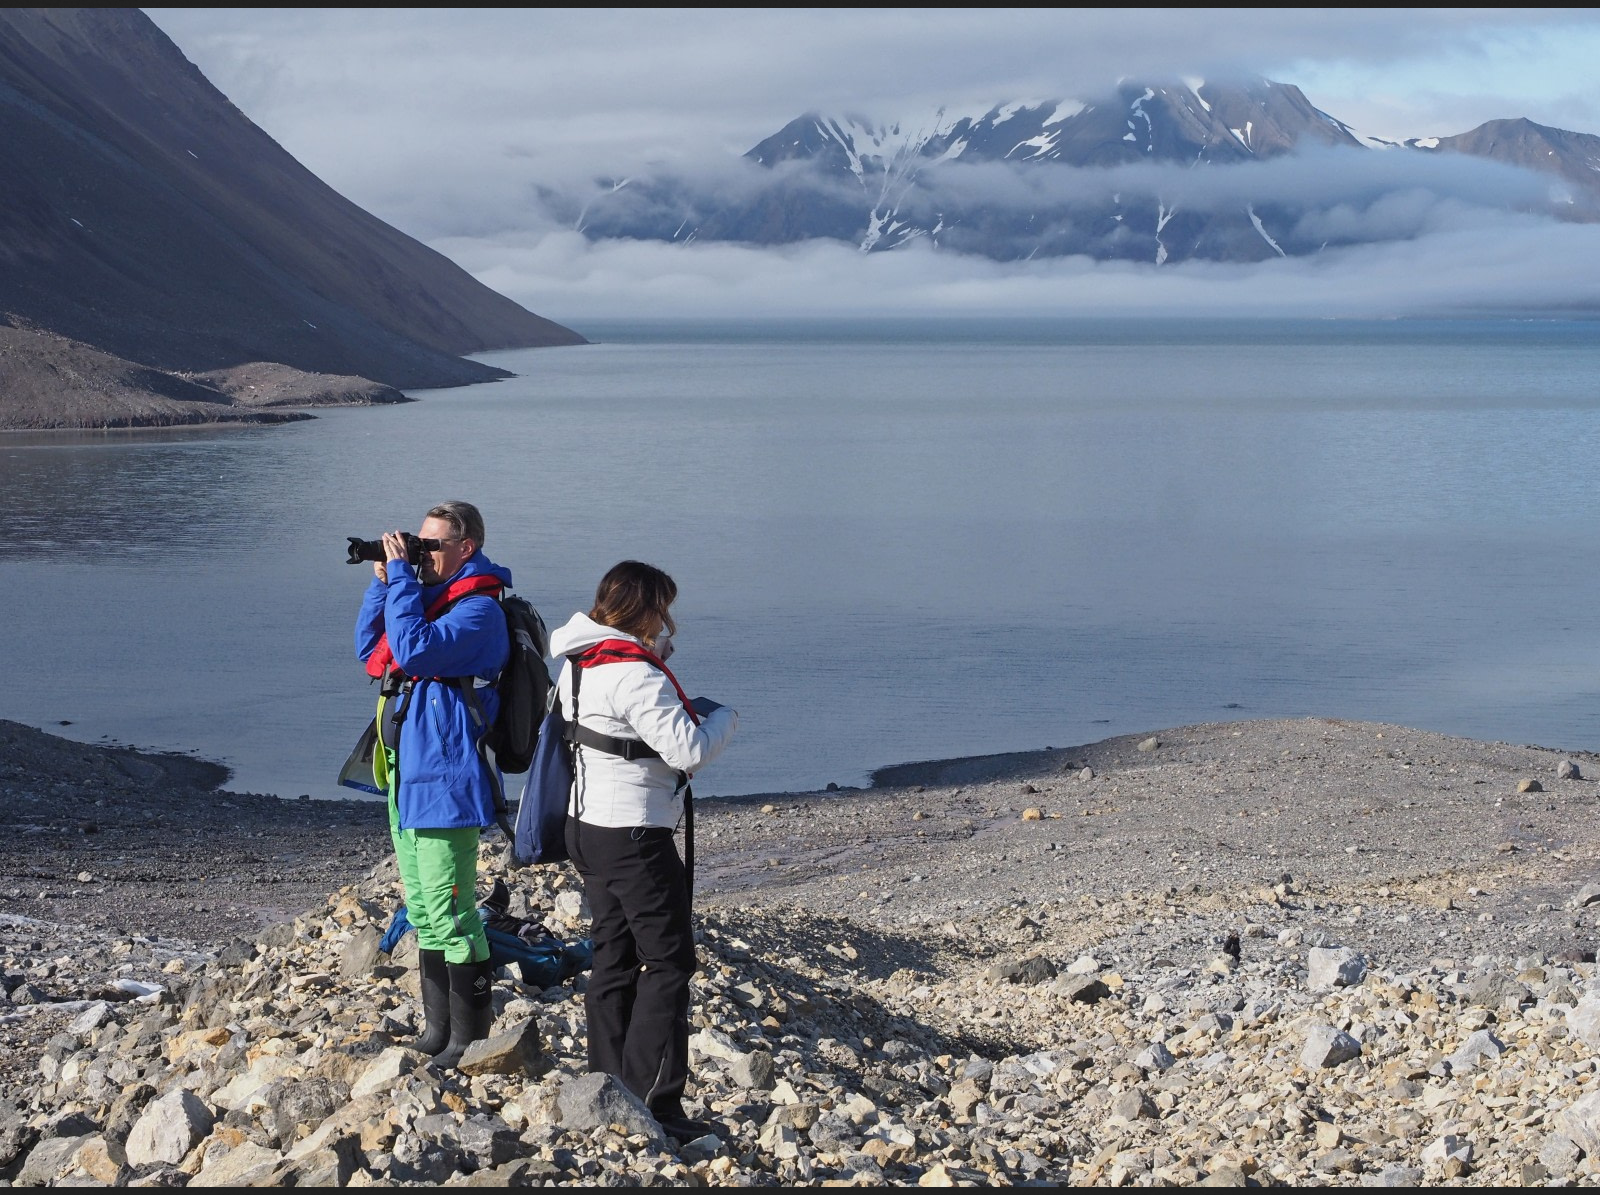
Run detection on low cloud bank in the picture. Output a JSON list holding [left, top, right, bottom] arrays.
[[436, 210, 1600, 324], [553, 146, 1578, 261]]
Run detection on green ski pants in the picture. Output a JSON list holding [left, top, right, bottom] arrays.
[[385, 747, 489, 965]]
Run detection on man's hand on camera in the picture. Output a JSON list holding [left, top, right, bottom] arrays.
[[381, 531, 409, 572]]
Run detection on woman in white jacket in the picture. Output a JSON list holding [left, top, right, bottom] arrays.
[[549, 561, 737, 1143]]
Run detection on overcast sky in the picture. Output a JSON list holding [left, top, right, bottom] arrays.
[[143, 8, 1600, 321]]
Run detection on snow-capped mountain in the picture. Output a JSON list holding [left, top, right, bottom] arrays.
[[562, 79, 1600, 265]]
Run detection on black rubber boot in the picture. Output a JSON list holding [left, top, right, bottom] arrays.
[[411, 948, 451, 1056], [430, 959, 495, 1071]]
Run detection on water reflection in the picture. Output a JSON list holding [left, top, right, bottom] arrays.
[[2, 427, 285, 558]]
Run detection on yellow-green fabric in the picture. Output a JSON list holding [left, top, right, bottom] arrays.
[[385, 745, 488, 964], [371, 699, 392, 794]]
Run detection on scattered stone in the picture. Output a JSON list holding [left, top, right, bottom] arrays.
[[349, 1046, 417, 1100], [729, 1049, 776, 1091], [1021, 807, 1043, 821], [1137, 737, 1160, 752], [1559, 759, 1583, 780], [947, 1079, 984, 1119], [1518, 779, 1543, 793]]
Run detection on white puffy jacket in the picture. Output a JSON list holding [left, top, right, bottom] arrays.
[[549, 612, 738, 829]]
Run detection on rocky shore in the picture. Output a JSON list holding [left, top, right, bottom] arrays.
[[3, 715, 1600, 1185]]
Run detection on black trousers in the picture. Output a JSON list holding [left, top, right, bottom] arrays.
[[566, 819, 696, 1119]]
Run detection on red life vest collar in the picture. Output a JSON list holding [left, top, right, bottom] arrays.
[[575, 638, 700, 724], [364, 574, 504, 680]]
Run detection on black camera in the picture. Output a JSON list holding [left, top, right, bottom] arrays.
[[346, 534, 442, 567]]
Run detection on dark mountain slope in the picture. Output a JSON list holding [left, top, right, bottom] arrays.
[[0, 7, 582, 423]]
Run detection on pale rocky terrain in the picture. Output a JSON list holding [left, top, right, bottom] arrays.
[[3, 716, 1600, 1185]]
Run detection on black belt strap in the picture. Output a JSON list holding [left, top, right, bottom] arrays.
[[566, 721, 662, 761]]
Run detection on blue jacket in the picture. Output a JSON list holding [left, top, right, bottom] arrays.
[[355, 551, 513, 830]]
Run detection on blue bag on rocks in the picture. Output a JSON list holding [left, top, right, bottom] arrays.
[[378, 903, 591, 989]]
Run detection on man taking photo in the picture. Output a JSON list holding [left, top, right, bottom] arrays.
[[355, 500, 511, 1068]]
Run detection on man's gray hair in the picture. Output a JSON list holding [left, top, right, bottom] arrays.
[[427, 500, 486, 547]]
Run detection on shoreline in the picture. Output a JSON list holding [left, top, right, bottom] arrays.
[[4, 713, 1598, 944]]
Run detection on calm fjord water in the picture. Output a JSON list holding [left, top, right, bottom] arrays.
[[4, 317, 1600, 800]]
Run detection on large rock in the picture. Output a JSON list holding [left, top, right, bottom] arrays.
[[16, 1134, 93, 1186], [1566, 996, 1600, 1048], [339, 927, 383, 982], [1464, 973, 1528, 1009], [730, 1050, 777, 1091], [689, 1027, 744, 1064], [459, 1018, 543, 1078], [1300, 1024, 1361, 1069], [1051, 973, 1111, 1004], [947, 1080, 984, 1119], [1447, 1029, 1506, 1072], [1307, 947, 1366, 991], [554, 1073, 662, 1141], [1539, 1133, 1583, 1178], [1135, 1042, 1177, 1072], [1554, 1088, 1600, 1157], [984, 956, 1057, 985], [349, 1046, 418, 1100], [190, 1140, 284, 1187], [125, 1089, 215, 1167], [266, 1078, 337, 1146]]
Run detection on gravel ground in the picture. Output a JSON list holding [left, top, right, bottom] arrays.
[[4, 716, 1600, 1185], [694, 717, 1600, 968]]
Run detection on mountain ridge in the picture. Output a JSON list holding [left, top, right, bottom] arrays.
[[566, 77, 1600, 266]]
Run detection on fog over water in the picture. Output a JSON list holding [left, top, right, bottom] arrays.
[[4, 318, 1600, 801]]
